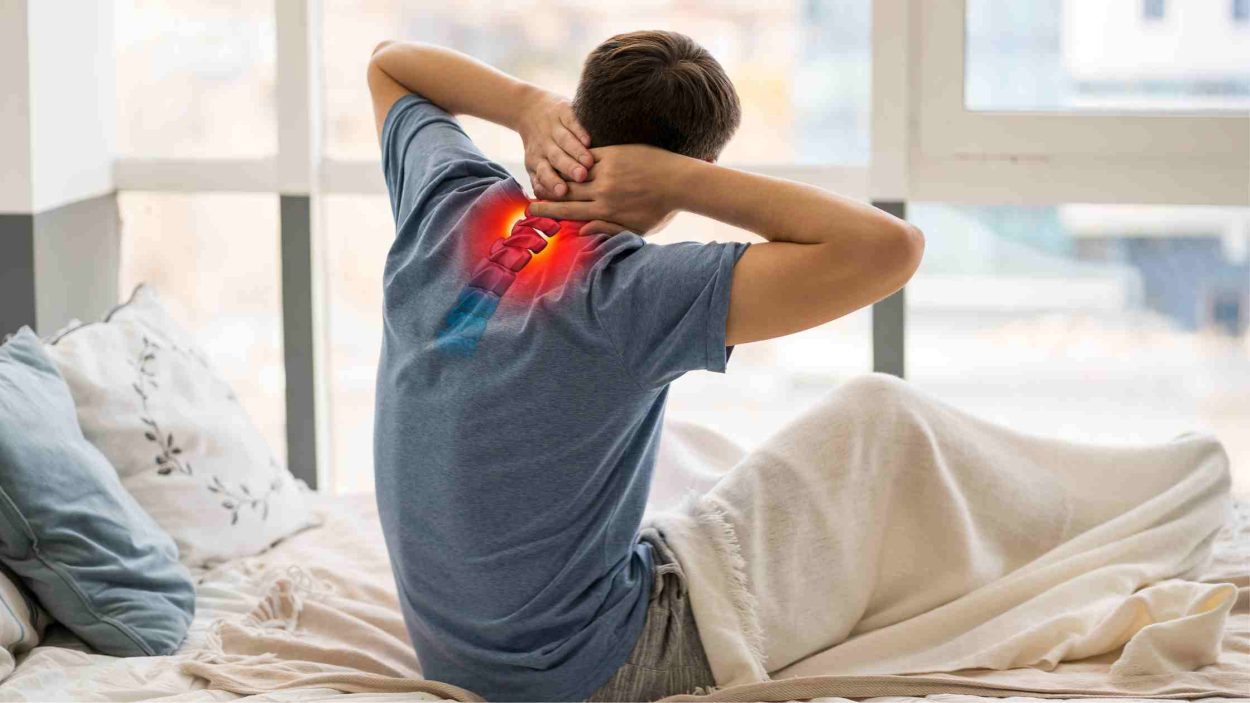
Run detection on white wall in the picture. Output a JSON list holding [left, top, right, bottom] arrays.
[[0, 2, 32, 214], [26, 0, 115, 213]]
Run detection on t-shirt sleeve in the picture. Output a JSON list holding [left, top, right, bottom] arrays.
[[588, 239, 750, 389], [380, 93, 511, 225]]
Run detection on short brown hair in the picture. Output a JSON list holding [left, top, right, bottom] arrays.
[[573, 31, 741, 161]]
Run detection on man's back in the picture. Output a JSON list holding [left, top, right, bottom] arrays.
[[372, 94, 746, 702]]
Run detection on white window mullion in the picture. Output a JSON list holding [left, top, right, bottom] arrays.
[[869, 0, 912, 202], [275, 0, 330, 492]]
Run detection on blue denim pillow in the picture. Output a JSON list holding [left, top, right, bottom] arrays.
[[0, 327, 195, 656]]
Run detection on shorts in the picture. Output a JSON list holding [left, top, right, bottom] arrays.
[[585, 526, 716, 702]]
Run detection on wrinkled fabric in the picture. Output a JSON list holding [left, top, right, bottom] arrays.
[[373, 93, 747, 701], [645, 373, 1234, 690], [0, 328, 194, 656], [586, 527, 716, 702]]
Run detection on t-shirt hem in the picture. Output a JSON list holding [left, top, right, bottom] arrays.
[[564, 545, 656, 702]]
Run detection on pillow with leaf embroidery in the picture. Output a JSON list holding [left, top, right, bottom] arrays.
[[45, 284, 315, 566]]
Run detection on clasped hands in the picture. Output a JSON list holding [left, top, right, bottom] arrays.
[[518, 92, 682, 237]]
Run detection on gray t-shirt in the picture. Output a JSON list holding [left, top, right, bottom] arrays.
[[373, 93, 748, 702]]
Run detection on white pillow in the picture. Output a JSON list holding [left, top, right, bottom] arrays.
[[45, 285, 315, 566], [0, 567, 45, 680]]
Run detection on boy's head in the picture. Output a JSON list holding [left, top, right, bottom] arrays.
[[573, 31, 741, 162]]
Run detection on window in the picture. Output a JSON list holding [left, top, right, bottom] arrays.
[[117, 192, 287, 465], [321, 0, 871, 165], [319, 1, 875, 491], [322, 196, 872, 493], [322, 195, 391, 494], [917, 0, 1248, 206], [103, 0, 1248, 496], [965, 0, 1249, 112], [906, 203, 1250, 494], [114, 0, 277, 157]]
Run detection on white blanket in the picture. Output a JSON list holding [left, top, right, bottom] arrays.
[[644, 374, 1235, 689], [1, 376, 1238, 702], [1, 491, 1241, 701]]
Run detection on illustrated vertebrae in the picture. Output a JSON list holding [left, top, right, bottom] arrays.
[[433, 215, 561, 356]]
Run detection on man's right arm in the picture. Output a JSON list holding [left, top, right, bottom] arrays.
[[367, 41, 594, 199], [678, 158, 924, 346], [528, 145, 925, 346]]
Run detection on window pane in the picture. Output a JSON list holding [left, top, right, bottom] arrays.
[[117, 192, 286, 465], [322, 0, 870, 165], [907, 203, 1250, 495], [323, 196, 871, 494], [966, 0, 1250, 111], [323, 195, 391, 495], [115, 0, 277, 157]]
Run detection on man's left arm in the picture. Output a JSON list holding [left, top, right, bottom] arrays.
[[368, 41, 593, 199]]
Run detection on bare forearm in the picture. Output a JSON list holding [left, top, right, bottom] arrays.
[[528, 143, 924, 346], [370, 41, 539, 130], [368, 41, 593, 197], [671, 158, 914, 248], [669, 157, 924, 345]]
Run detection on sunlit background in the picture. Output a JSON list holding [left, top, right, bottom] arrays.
[[114, 0, 1250, 495]]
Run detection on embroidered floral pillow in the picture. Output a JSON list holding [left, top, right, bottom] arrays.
[[45, 285, 315, 566]]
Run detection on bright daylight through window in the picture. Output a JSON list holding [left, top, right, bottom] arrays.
[[117, 192, 287, 466], [115, 0, 276, 157], [112, 0, 1250, 496], [906, 1, 1250, 494], [319, 0, 874, 492]]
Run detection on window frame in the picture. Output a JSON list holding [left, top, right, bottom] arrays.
[[908, 0, 1249, 206], [109, 0, 1250, 492]]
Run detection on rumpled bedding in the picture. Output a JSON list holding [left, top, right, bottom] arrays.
[[644, 376, 1240, 699], [0, 414, 1246, 702]]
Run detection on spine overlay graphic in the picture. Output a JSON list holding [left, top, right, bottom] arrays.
[[433, 215, 561, 356]]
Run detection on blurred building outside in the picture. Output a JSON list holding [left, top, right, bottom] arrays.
[[113, 0, 1250, 495]]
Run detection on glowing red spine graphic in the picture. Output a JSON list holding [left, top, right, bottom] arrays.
[[432, 216, 562, 356]]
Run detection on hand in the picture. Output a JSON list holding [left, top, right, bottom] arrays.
[[527, 145, 687, 236], [516, 91, 594, 200]]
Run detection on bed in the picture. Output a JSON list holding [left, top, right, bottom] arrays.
[[1, 489, 1245, 702]]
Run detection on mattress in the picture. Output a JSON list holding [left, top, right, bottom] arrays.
[[1, 492, 1245, 702]]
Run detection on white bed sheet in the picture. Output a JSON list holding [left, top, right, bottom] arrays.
[[0, 532, 285, 701], [1, 491, 1245, 703]]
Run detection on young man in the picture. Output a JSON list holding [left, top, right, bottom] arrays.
[[367, 31, 922, 702]]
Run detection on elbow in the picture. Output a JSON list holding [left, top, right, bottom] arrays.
[[368, 41, 396, 74], [367, 41, 398, 86], [888, 221, 925, 285], [902, 222, 925, 274], [371, 40, 395, 58]]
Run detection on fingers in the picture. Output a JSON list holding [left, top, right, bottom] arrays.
[[561, 181, 596, 201], [579, 220, 627, 237], [534, 161, 567, 198], [528, 172, 550, 200], [528, 174, 562, 201], [559, 109, 592, 149], [546, 146, 588, 184], [527, 200, 599, 221], [555, 129, 593, 172]]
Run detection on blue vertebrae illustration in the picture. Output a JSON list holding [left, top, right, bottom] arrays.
[[432, 215, 561, 356]]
